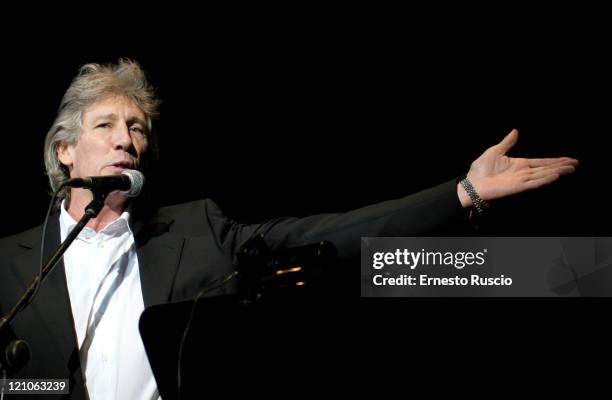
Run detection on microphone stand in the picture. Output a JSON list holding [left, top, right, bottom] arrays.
[[0, 192, 107, 378]]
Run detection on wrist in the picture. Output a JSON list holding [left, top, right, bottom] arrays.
[[457, 175, 490, 216], [457, 182, 473, 209]]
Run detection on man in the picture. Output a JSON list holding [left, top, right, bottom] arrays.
[[0, 59, 578, 399]]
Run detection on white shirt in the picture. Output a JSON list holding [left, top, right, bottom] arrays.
[[60, 201, 160, 400]]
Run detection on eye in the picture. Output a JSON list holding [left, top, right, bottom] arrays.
[[130, 126, 145, 135], [96, 122, 111, 129]]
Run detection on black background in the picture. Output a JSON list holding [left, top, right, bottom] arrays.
[[0, 7, 608, 377], [2, 16, 609, 240]]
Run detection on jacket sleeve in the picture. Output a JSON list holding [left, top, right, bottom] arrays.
[[206, 178, 468, 262]]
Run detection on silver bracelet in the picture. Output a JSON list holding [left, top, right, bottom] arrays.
[[459, 175, 490, 216]]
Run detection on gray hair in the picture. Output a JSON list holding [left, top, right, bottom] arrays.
[[44, 58, 160, 200]]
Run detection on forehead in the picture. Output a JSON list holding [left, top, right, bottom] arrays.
[[83, 95, 145, 122]]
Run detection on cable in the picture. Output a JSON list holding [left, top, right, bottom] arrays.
[[1, 367, 6, 400], [25, 183, 65, 309]]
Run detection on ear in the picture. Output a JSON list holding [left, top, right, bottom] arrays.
[[57, 141, 74, 169]]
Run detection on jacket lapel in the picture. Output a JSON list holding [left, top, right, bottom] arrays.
[[133, 213, 185, 307], [11, 215, 80, 371]]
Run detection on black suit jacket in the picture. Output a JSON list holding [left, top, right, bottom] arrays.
[[0, 179, 465, 399]]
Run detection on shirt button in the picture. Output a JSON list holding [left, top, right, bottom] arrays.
[[102, 354, 109, 362]]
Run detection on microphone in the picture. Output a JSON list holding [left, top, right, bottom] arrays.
[[64, 169, 145, 197]]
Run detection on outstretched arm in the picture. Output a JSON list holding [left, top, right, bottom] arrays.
[[208, 129, 578, 260], [457, 129, 578, 208]]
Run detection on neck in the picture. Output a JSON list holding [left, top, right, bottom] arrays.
[[66, 188, 129, 232]]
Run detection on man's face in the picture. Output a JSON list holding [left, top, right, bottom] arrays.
[[58, 95, 148, 179]]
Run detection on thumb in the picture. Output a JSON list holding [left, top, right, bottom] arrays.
[[495, 129, 519, 154]]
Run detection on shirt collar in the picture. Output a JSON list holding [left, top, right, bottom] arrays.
[[59, 199, 133, 242]]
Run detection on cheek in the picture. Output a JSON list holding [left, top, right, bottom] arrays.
[[72, 139, 104, 166], [135, 137, 148, 156]]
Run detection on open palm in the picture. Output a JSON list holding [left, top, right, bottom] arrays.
[[466, 129, 578, 202]]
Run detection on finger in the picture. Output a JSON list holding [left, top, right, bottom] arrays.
[[528, 160, 579, 174], [527, 157, 579, 168], [527, 165, 576, 180], [531, 162, 578, 173], [495, 129, 519, 154]]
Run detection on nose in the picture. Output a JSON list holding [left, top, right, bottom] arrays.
[[112, 123, 135, 153]]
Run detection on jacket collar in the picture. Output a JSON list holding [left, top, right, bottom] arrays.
[[132, 211, 184, 307]]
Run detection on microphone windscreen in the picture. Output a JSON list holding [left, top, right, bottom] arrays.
[[121, 169, 145, 197]]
